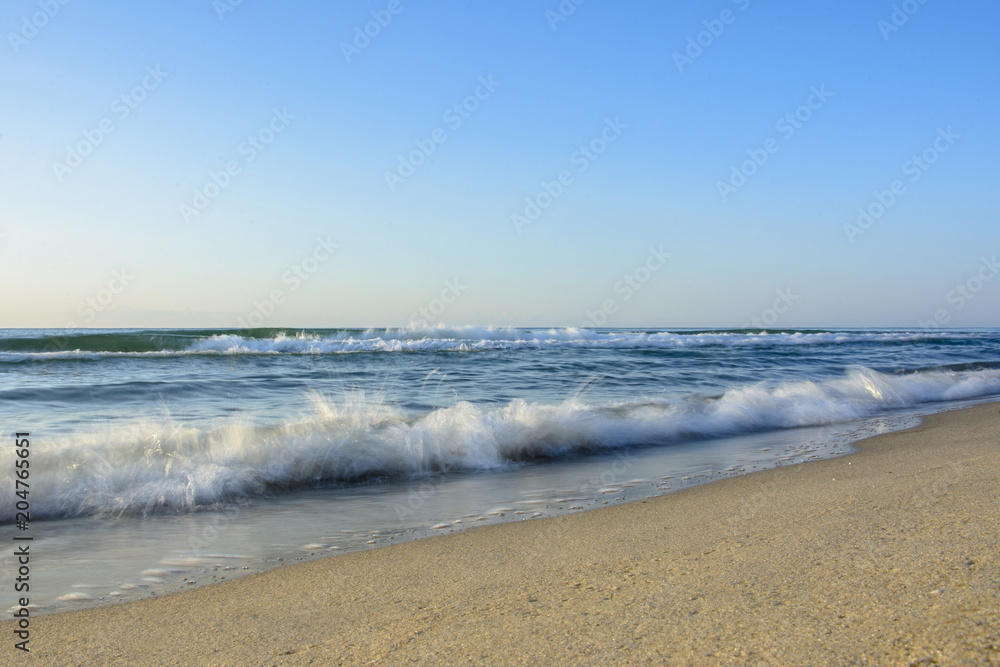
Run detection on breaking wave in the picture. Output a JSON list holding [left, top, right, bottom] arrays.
[[4, 364, 999, 522], [1, 326, 990, 362]]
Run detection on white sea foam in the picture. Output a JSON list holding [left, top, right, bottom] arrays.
[[169, 327, 965, 355], [0, 327, 976, 361], [3, 365, 999, 521]]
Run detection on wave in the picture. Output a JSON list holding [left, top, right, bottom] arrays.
[[4, 364, 999, 522], [0, 326, 991, 362]]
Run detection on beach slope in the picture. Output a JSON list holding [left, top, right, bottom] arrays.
[[5, 403, 999, 665]]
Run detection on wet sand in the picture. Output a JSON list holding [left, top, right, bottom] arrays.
[[5, 402, 999, 665]]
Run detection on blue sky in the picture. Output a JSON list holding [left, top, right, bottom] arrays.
[[1, 0, 997, 328]]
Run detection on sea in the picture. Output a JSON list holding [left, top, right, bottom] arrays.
[[2, 327, 999, 614]]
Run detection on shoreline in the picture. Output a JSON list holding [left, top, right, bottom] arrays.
[[1, 403, 926, 617], [5, 401, 999, 664]]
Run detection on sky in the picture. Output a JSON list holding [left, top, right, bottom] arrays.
[[1, 0, 998, 329]]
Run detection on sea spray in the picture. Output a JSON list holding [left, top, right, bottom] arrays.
[[4, 364, 1000, 522]]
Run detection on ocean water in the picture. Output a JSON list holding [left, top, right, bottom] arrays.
[[2, 326, 999, 613]]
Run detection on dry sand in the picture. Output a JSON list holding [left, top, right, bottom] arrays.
[[5, 402, 999, 665]]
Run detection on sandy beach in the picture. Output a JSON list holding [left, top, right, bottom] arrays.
[[6, 402, 999, 665]]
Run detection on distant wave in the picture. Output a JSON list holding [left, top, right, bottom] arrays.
[[3, 364, 999, 522], [0, 326, 990, 362]]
